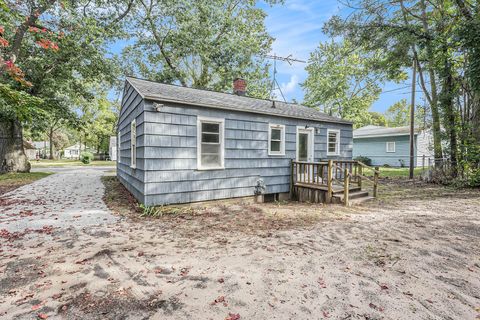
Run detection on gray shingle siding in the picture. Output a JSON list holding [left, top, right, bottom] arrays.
[[117, 82, 146, 203], [118, 79, 353, 206]]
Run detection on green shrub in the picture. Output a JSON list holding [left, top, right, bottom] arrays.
[[80, 151, 94, 164], [354, 156, 372, 166]]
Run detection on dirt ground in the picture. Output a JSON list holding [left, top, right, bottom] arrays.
[[1, 179, 479, 320]]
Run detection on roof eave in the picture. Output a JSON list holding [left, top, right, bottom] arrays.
[[142, 95, 353, 125], [353, 132, 418, 138]]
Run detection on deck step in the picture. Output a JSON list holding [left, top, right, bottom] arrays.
[[349, 196, 376, 206], [347, 190, 369, 200]]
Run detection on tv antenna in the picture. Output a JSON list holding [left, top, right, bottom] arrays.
[[265, 53, 306, 102]]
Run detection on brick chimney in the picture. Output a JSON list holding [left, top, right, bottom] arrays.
[[233, 78, 246, 96]]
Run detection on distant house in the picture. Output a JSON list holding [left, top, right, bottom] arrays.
[[23, 141, 37, 160], [353, 125, 434, 167], [117, 77, 353, 206], [109, 136, 117, 161], [63, 143, 86, 159], [32, 141, 50, 159]]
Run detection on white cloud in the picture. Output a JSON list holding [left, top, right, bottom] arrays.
[[280, 74, 300, 94]]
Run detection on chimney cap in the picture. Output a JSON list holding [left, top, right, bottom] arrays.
[[233, 78, 246, 96]]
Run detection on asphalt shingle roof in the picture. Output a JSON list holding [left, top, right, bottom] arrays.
[[126, 77, 351, 124], [353, 125, 419, 138]]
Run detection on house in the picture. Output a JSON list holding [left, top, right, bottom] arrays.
[[63, 143, 86, 159], [109, 136, 117, 161], [23, 141, 37, 160], [353, 125, 434, 167], [32, 141, 50, 159], [117, 77, 353, 206]]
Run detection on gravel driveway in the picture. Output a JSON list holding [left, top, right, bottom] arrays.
[[0, 167, 117, 233]]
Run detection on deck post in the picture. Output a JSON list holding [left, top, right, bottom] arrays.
[[358, 165, 363, 189], [290, 159, 294, 200], [326, 160, 333, 203], [344, 168, 349, 206], [373, 166, 379, 198]]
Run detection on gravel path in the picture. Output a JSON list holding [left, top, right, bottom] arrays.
[[0, 167, 117, 232]]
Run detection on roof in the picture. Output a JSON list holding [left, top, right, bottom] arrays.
[[125, 77, 352, 125], [32, 141, 49, 149], [353, 125, 420, 138], [23, 140, 36, 149]]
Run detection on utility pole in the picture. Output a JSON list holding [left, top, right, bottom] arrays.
[[409, 59, 416, 179], [264, 54, 306, 102]]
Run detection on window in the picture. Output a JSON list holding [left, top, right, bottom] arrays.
[[268, 124, 285, 156], [130, 119, 136, 168], [117, 130, 121, 163], [327, 129, 340, 156], [386, 141, 396, 153], [197, 117, 224, 170]]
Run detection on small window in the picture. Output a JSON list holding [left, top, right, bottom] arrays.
[[130, 119, 136, 168], [386, 141, 396, 153], [197, 117, 224, 170], [327, 129, 340, 156], [117, 130, 121, 163], [268, 124, 285, 156]]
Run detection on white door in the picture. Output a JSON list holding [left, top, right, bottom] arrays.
[[296, 127, 314, 162]]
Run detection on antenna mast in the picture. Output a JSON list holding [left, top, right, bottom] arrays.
[[264, 53, 306, 102]]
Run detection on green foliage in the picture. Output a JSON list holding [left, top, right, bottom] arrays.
[[369, 112, 387, 127], [80, 151, 94, 164], [385, 99, 409, 127], [122, 0, 274, 98], [302, 40, 384, 128], [354, 156, 372, 166]]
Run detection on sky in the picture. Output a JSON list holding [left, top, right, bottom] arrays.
[[109, 0, 414, 113], [258, 0, 413, 113]]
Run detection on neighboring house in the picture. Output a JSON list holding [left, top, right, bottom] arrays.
[[24, 141, 37, 160], [117, 77, 353, 206], [353, 125, 434, 167], [32, 141, 50, 159], [109, 136, 117, 161], [63, 143, 86, 159]]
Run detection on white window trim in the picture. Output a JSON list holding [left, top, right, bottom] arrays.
[[296, 126, 315, 162], [130, 119, 136, 169], [327, 129, 341, 156], [386, 141, 396, 153], [268, 124, 286, 156], [197, 116, 225, 170]]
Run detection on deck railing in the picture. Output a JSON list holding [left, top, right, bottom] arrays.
[[291, 159, 380, 205]]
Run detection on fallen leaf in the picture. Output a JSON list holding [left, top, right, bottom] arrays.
[[225, 313, 240, 320], [32, 304, 43, 311], [38, 314, 48, 319]]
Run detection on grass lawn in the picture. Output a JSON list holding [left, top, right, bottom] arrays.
[[0, 171, 52, 195], [30, 159, 116, 167], [365, 166, 425, 178]]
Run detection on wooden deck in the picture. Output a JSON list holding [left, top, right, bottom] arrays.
[[290, 160, 379, 206]]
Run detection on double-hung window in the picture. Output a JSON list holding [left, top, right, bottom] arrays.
[[386, 141, 396, 153], [327, 129, 340, 156], [130, 119, 136, 168], [197, 117, 224, 170], [268, 124, 285, 156]]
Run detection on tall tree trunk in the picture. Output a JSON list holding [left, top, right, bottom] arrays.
[[0, 119, 31, 173], [49, 127, 55, 160], [419, 0, 443, 165], [440, 58, 458, 177]]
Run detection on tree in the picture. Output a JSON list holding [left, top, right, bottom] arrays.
[[369, 112, 387, 127], [122, 0, 276, 97], [81, 97, 118, 154], [0, 0, 132, 172], [302, 40, 388, 128], [385, 99, 410, 127]]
